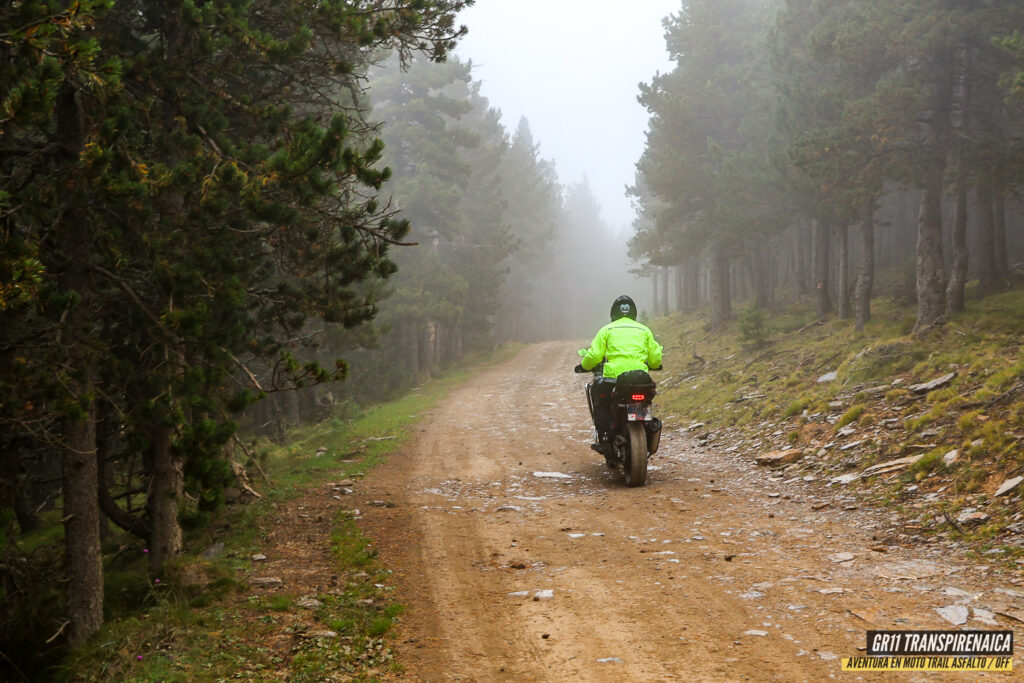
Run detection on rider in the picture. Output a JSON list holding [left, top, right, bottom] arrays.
[[575, 295, 663, 456]]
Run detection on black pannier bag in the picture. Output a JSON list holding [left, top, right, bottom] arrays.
[[614, 370, 656, 396]]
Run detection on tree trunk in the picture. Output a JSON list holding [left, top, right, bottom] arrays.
[[1, 440, 39, 534], [946, 168, 969, 314], [968, 43, 1003, 291], [698, 259, 707, 307], [913, 48, 953, 334], [796, 224, 811, 295], [13, 485, 39, 534], [947, 42, 971, 314], [433, 322, 444, 368], [677, 264, 687, 311], [733, 257, 744, 302], [854, 208, 875, 331], [283, 390, 299, 428], [782, 236, 792, 290], [406, 324, 420, 379], [653, 269, 663, 316], [975, 179, 996, 291], [674, 266, 683, 312], [753, 247, 771, 309], [148, 425, 182, 573], [709, 240, 731, 331], [97, 414, 151, 541], [426, 323, 435, 372], [661, 268, 670, 315], [735, 256, 745, 303], [812, 219, 831, 321], [63, 402, 104, 646], [418, 324, 429, 378], [785, 233, 796, 290], [55, 79, 105, 646], [836, 224, 849, 320], [993, 186, 1008, 281], [914, 158, 948, 332], [268, 395, 286, 441], [684, 258, 699, 310], [657, 273, 663, 315]]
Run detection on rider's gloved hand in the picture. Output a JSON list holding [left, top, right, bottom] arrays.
[[574, 363, 586, 374]]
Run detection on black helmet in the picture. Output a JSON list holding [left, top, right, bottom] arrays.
[[610, 295, 637, 321]]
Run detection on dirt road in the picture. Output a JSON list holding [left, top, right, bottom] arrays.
[[356, 342, 1021, 681]]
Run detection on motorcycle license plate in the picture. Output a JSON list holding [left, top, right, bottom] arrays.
[[626, 402, 652, 422]]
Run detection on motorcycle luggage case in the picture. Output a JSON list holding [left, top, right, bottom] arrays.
[[613, 370, 656, 399]]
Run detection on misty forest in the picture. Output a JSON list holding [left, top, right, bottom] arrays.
[[3, 0, 1024, 680]]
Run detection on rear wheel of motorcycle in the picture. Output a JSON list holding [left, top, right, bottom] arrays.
[[624, 422, 648, 487]]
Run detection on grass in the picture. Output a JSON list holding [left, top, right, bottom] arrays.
[[837, 404, 866, 428], [260, 363, 478, 497], [54, 351, 506, 682], [784, 398, 809, 417]]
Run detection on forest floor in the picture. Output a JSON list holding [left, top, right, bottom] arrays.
[[316, 340, 1022, 681]]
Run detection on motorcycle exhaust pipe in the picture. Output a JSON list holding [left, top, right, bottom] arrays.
[[645, 417, 662, 455]]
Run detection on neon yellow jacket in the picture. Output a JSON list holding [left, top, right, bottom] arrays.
[[580, 317, 663, 379]]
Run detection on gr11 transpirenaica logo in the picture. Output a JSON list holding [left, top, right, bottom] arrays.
[[867, 630, 1013, 656]]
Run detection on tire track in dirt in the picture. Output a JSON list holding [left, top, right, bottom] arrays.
[[356, 342, 1021, 681]]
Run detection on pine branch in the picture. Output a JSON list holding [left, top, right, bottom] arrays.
[[229, 352, 265, 391]]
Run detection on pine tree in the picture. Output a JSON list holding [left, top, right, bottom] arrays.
[[635, 0, 777, 331], [1, 0, 474, 647], [1, 0, 120, 646], [364, 56, 525, 381], [495, 118, 562, 342]]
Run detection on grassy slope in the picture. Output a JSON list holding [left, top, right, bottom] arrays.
[[58, 362, 487, 682], [649, 285, 1024, 565]]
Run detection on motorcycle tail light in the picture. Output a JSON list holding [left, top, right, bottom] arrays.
[[631, 394, 646, 401]]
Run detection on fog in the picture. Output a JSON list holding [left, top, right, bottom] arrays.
[[366, 55, 651, 352], [453, 0, 679, 233], [345, 0, 1024, 394]]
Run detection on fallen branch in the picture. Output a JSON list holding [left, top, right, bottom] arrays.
[[661, 373, 697, 390], [230, 460, 264, 499], [813, 351, 842, 373], [795, 320, 824, 335], [795, 354, 816, 370], [985, 381, 1023, 409], [743, 348, 784, 369], [239, 479, 263, 499], [942, 511, 964, 535], [234, 436, 272, 487]]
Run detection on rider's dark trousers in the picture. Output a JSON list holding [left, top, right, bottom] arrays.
[[590, 379, 615, 441]]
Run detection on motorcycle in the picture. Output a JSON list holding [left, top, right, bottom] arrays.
[[575, 359, 663, 487]]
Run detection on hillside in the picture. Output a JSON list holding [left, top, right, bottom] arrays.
[[651, 284, 1024, 566]]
